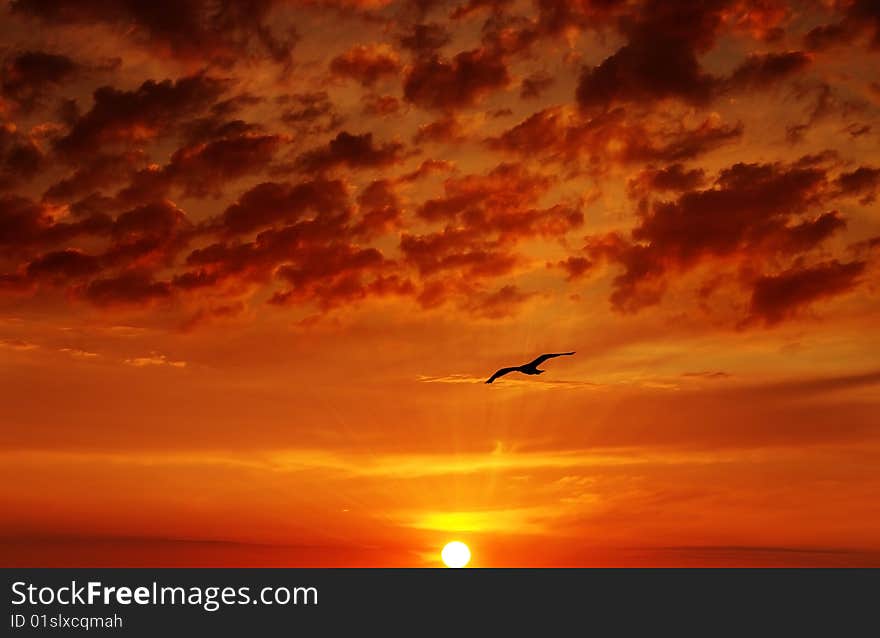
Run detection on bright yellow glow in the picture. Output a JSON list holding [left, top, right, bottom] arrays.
[[441, 541, 471, 568]]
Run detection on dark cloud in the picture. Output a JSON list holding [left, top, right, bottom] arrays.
[[576, 3, 808, 111], [449, 0, 513, 20], [486, 107, 742, 167], [417, 162, 554, 222], [401, 228, 520, 277], [268, 242, 391, 308], [0, 0, 875, 328], [403, 47, 509, 110], [1, 50, 79, 111], [462, 284, 532, 319], [10, 0, 298, 66], [574, 159, 855, 314], [43, 152, 145, 202], [804, 0, 880, 51], [401, 163, 581, 293], [179, 209, 403, 310], [278, 92, 343, 133], [723, 51, 812, 91], [0, 195, 112, 253], [82, 270, 172, 306], [54, 74, 229, 158], [747, 260, 866, 325], [532, 0, 629, 37], [295, 131, 404, 172], [330, 44, 401, 86], [216, 179, 350, 235], [26, 249, 102, 281], [355, 179, 403, 237], [180, 93, 266, 144], [180, 301, 245, 331], [0, 124, 45, 191], [555, 256, 593, 281], [575, 0, 725, 110], [398, 23, 451, 56], [627, 164, 707, 198], [520, 71, 554, 99], [834, 166, 880, 204], [361, 94, 400, 116], [102, 200, 193, 268], [117, 133, 282, 202], [784, 82, 867, 144], [413, 114, 466, 144]]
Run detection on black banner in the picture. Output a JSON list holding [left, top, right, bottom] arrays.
[[3, 569, 876, 635]]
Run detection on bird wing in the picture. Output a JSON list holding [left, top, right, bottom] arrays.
[[526, 351, 575, 367], [486, 367, 520, 383]]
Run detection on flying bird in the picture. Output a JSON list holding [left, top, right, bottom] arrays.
[[485, 352, 575, 384]]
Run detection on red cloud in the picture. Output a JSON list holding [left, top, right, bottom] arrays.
[[0, 123, 45, 191], [1, 50, 79, 111], [26, 249, 102, 281], [403, 47, 510, 110], [487, 107, 742, 167], [55, 74, 229, 157], [217, 179, 350, 236], [330, 44, 401, 86], [296, 131, 404, 172], [10, 0, 298, 66], [747, 260, 866, 325], [567, 159, 861, 318], [805, 0, 880, 51], [83, 270, 172, 307]]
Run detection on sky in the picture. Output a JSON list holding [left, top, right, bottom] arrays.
[[1, 0, 879, 567]]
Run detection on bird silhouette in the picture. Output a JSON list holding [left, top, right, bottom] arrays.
[[485, 352, 575, 383]]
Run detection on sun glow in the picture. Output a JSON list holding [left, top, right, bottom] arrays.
[[441, 541, 471, 568]]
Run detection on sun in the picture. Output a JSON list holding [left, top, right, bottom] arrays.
[[441, 541, 471, 568]]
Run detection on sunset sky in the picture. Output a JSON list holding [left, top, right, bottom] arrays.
[[1, 0, 879, 567]]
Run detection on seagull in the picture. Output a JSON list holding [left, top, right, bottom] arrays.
[[485, 352, 575, 384]]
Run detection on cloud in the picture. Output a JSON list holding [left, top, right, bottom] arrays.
[[747, 259, 866, 325], [575, 1, 723, 111], [398, 22, 451, 56], [330, 44, 401, 86], [487, 106, 743, 168], [83, 271, 172, 307], [722, 51, 812, 91], [0, 123, 46, 191], [278, 92, 343, 133], [834, 166, 880, 204], [1, 50, 79, 111], [123, 352, 186, 368], [295, 131, 404, 172], [26, 249, 102, 281], [215, 179, 350, 236], [403, 47, 510, 110], [571, 158, 861, 316], [10, 0, 298, 66], [462, 284, 534, 318], [0, 195, 112, 252], [520, 70, 554, 99], [360, 93, 400, 116], [43, 151, 145, 202], [576, 5, 810, 111], [627, 163, 707, 198], [54, 74, 229, 158], [413, 114, 468, 144], [804, 0, 880, 51], [401, 228, 520, 278]]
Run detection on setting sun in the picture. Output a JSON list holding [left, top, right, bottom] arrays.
[[441, 542, 471, 568]]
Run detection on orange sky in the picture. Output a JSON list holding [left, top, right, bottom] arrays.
[[1, 0, 879, 567]]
